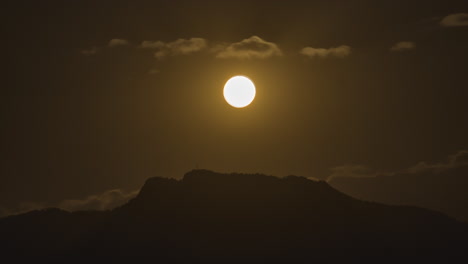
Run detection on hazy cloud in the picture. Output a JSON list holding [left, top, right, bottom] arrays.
[[81, 46, 98, 56], [440, 13, 468, 27], [306, 176, 321, 182], [140, 40, 165, 49], [215, 36, 283, 59], [58, 189, 139, 212], [108, 38, 130, 47], [390, 41, 416, 52], [0, 189, 139, 218], [140, 38, 207, 59], [328, 150, 468, 221], [406, 150, 468, 174], [165, 38, 207, 56], [300, 45, 351, 58], [148, 68, 160, 75], [0, 202, 45, 218], [327, 150, 468, 181]]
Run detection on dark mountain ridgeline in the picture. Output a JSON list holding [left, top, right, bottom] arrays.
[[1, 170, 467, 263], [329, 166, 468, 222]]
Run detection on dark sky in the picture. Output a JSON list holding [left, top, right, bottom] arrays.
[[1, 0, 468, 214]]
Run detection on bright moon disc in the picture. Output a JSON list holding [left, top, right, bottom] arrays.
[[223, 76, 256, 108]]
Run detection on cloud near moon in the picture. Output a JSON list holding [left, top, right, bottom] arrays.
[[440, 13, 468, 27], [81, 46, 98, 56], [138, 36, 283, 60], [300, 45, 351, 58], [108, 39, 130, 47], [140, 38, 208, 59], [390, 41, 416, 52], [215, 36, 283, 59]]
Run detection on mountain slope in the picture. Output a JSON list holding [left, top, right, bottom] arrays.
[[1, 170, 467, 263], [329, 166, 468, 221]]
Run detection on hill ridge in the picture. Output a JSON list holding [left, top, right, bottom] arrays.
[[1, 170, 467, 263]]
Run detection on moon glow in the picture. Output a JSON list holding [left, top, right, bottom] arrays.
[[223, 76, 256, 108]]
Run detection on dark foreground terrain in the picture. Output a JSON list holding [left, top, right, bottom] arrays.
[[1, 170, 467, 263]]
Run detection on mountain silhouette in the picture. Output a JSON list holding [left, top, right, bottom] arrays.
[[329, 165, 468, 222], [1, 169, 467, 263]]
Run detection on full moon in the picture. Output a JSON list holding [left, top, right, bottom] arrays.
[[223, 76, 256, 108]]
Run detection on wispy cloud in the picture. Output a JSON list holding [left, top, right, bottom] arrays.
[[406, 150, 468, 174], [81, 46, 98, 56], [148, 68, 160, 75], [327, 150, 468, 181], [0, 189, 139, 218], [390, 41, 416, 52], [0, 201, 46, 218], [300, 45, 351, 58], [58, 189, 138, 211], [86, 37, 356, 62], [215, 36, 283, 59], [440, 13, 468, 27], [140, 38, 207, 59], [108, 38, 130, 47], [140, 40, 165, 49]]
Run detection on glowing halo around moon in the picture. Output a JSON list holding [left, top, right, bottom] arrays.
[[223, 76, 256, 108]]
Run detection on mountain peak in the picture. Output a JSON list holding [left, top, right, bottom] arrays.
[[136, 170, 334, 198], [125, 170, 353, 213], [1, 170, 467, 262]]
